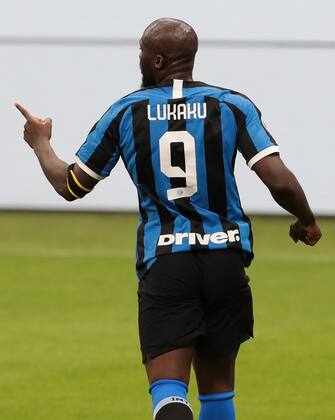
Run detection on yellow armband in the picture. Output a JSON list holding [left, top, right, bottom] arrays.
[[66, 163, 93, 199]]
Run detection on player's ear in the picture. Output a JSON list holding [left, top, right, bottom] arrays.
[[154, 54, 165, 69]]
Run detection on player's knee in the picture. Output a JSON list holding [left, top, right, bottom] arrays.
[[150, 379, 193, 420]]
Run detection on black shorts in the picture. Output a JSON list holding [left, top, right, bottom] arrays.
[[138, 249, 254, 363]]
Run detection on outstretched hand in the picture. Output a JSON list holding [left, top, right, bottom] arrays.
[[15, 103, 52, 149], [289, 220, 322, 246]]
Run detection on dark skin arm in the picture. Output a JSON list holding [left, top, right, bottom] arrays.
[[15, 103, 98, 200], [253, 154, 321, 246]]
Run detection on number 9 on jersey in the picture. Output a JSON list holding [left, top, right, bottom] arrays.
[[159, 130, 198, 200]]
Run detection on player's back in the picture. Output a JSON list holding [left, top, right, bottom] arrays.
[[76, 79, 279, 277]]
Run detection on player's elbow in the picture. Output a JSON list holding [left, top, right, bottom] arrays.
[[267, 179, 294, 194], [55, 182, 77, 202], [263, 167, 297, 194], [267, 175, 298, 198], [62, 193, 77, 202]]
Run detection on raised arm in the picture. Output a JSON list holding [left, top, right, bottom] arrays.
[[253, 154, 321, 246], [15, 103, 98, 201]]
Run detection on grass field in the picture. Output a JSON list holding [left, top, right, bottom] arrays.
[[0, 212, 334, 419]]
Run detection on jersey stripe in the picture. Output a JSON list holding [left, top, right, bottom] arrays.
[[136, 197, 148, 278], [204, 96, 228, 217], [223, 101, 258, 162], [131, 100, 175, 264], [228, 90, 278, 147], [204, 96, 243, 252], [85, 108, 126, 174], [118, 106, 155, 277], [168, 97, 207, 251], [172, 79, 183, 99]]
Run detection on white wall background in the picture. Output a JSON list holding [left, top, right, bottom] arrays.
[[1, 0, 334, 213]]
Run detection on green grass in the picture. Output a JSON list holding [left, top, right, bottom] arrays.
[[0, 212, 334, 419]]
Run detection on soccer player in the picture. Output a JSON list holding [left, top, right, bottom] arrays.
[[16, 18, 321, 420]]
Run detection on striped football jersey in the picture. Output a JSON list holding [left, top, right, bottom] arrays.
[[76, 79, 279, 278]]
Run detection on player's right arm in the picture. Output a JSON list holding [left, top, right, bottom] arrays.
[[16, 102, 122, 202], [15, 103, 99, 201]]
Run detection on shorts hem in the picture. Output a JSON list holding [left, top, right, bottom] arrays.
[[141, 340, 197, 364], [195, 332, 253, 358]]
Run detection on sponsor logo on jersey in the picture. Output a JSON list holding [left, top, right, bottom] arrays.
[[147, 102, 207, 121], [157, 229, 240, 246]]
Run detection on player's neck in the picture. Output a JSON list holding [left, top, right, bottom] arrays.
[[157, 72, 193, 84]]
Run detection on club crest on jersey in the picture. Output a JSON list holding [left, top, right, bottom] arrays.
[[157, 229, 240, 246], [147, 103, 207, 121]]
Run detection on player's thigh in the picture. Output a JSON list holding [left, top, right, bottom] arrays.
[[138, 252, 204, 374], [198, 249, 254, 355], [192, 250, 252, 393], [192, 345, 239, 394]]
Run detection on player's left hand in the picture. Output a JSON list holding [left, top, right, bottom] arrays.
[[289, 220, 322, 246], [15, 103, 52, 149]]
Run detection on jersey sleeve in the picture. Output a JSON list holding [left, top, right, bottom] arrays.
[[75, 106, 123, 180], [229, 96, 279, 169]]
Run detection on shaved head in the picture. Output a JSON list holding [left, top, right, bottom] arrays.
[[139, 18, 198, 87]]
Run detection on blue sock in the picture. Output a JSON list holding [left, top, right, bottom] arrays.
[[150, 379, 193, 419], [199, 391, 235, 420]]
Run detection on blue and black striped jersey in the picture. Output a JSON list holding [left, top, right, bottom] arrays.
[[76, 79, 279, 278]]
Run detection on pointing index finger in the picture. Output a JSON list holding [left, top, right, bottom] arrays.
[[15, 103, 34, 121]]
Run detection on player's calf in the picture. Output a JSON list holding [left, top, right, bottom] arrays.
[[150, 379, 193, 419], [199, 391, 236, 420]]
